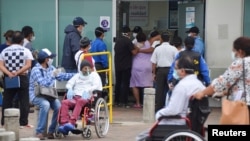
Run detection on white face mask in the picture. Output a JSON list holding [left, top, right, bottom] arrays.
[[133, 33, 137, 38], [152, 40, 160, 48], [173, 69, 180, 80], [47, 58, 53, 66], [188, 33, 192, 37], [31, 36, 36, 42]]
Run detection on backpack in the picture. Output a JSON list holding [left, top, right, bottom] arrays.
[[187, 96, 211, 136]]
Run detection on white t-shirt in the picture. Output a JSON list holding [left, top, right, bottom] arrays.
[[0, 44, 34, 73]]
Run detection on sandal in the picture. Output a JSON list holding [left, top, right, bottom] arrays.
[[133, 104, 142, 108]]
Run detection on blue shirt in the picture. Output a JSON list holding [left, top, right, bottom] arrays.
[[90, 38, 108, 68], [29, 63, 75, 102], [0, 43, 9, 53], [167, 51, 210, 86], [193, 36, 205, 57]]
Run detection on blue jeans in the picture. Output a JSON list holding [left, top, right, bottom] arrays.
[[32, 97, 61, 134]]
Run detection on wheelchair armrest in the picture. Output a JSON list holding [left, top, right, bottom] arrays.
[[92, 90, 102, 94], [158, 115, 182, 121]]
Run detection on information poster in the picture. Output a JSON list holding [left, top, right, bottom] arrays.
[[186, 7, 195, 28]]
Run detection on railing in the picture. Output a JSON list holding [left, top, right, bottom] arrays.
[[84, 51, 113, 123]]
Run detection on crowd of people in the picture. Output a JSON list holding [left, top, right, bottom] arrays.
[[1, 15, 250, 140]]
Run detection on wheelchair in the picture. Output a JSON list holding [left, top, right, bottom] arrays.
[[145, 97, 210, 141], [55, 90, 109, 139]]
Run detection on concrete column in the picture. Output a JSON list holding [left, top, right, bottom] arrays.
[[0, 131, 15, 141], [34, 107, 48, 137], [20, 137, 40, 141], [143, 88, 155, 123], [4, 108, 19, 141]]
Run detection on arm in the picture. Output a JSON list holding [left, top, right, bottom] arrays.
[[31, 68, 55, 87], [100, 43, 108, 68], [65, 74, 78, 89], [0, 60, 13, 77], [15, 59, 32, 75], [89, 72, 103, 92], [152, 63, 157, 81], [139, 47, 154, 53], [199, 56, 210, 86], [155, 83, 187, 120], [70, 34, 81, 55], [55, 72, 75, 81]]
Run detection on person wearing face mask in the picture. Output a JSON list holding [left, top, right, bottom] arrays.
[[90, 27, 108, 86], [75, 36, 96, 72], [130, 32, 153, 108], [0, 31, 34, 128], [29, 48, 75, 139], [136, 56, 205, 141], [185, 26, 205, 58], [193, 37, 250, 123], [150, 32, 178, 113], [132, 26, 143, 44], [58, 60, 102, 135], [62, 16, 87, 73]]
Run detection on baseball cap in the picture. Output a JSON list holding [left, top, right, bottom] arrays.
[[38, 48, 56, 59], [73, 17, 87, 26], [132, 26, 142, 33], [186, 26, 200, 34], [95, 27, 107, 34]]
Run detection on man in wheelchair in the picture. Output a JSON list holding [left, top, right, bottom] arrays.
[[58, 59, 102, 135], [136, 55, 206, 141]]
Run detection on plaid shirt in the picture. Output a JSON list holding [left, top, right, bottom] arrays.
[[29, 63, 75, 102]]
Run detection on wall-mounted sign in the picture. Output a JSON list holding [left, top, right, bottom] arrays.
[[129, 2, 148, 26], [186, 7, 195, 28], [100, 16, 110, 30]]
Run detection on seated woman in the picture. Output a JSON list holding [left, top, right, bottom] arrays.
[[136, 55, 206, 141], [58, 60, 103, 134]]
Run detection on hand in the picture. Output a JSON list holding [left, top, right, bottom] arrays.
[[52, 69, 61, 77], [193, 91, 205, 100], [66, 89, 74, 100]]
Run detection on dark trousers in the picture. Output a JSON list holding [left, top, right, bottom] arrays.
[[95, 63, 106, 86], [114, 68, 131, 105], [1, 75, 30, 126], [155, 67, 170, 113]]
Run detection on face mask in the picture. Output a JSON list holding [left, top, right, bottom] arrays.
[[173, 69, 180, 80], [47, 58, 53, 66], [231, 52, 236, 60], [31, 36, 36, 42], [133, 33, 137, 38], [188, 33, 192, 37]]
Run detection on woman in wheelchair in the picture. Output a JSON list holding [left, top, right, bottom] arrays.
[[58, 60, 102, 135], [136, 56, 206, 141]]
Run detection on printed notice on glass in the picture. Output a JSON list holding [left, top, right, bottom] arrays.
[[186, 7, 195, 28]]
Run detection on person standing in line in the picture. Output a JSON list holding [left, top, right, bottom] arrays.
[[29, 48, 75, 140], [186, 26, 205, 58], [130, 32, 153, 108], [150, 32, 178, 113], [75, 37, 96, 72], [62, 17, 87, 73], [0, 30, 14, 53], [0, 31, 33, 128], [90, 27, 108, 86], [114, 25, 139, 108], [132, 26, 143, 44]]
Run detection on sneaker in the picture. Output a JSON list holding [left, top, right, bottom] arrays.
[[64, 123, 75, 132], [47, 132, 55, 139], [36, 133, 45, 140], [20, 124, 34, 129], [58, 125, 68, 135]]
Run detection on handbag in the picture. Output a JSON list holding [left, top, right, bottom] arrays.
[[35, 85, 58, 99], [219, 59, 249, 125]]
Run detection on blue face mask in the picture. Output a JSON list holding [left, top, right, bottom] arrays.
[[173, 69, 180, 80]]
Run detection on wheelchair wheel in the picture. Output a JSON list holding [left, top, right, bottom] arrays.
[[82, 127, 92, 139], [94, 97, 109, 138], [163, 129, 205, 141]]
